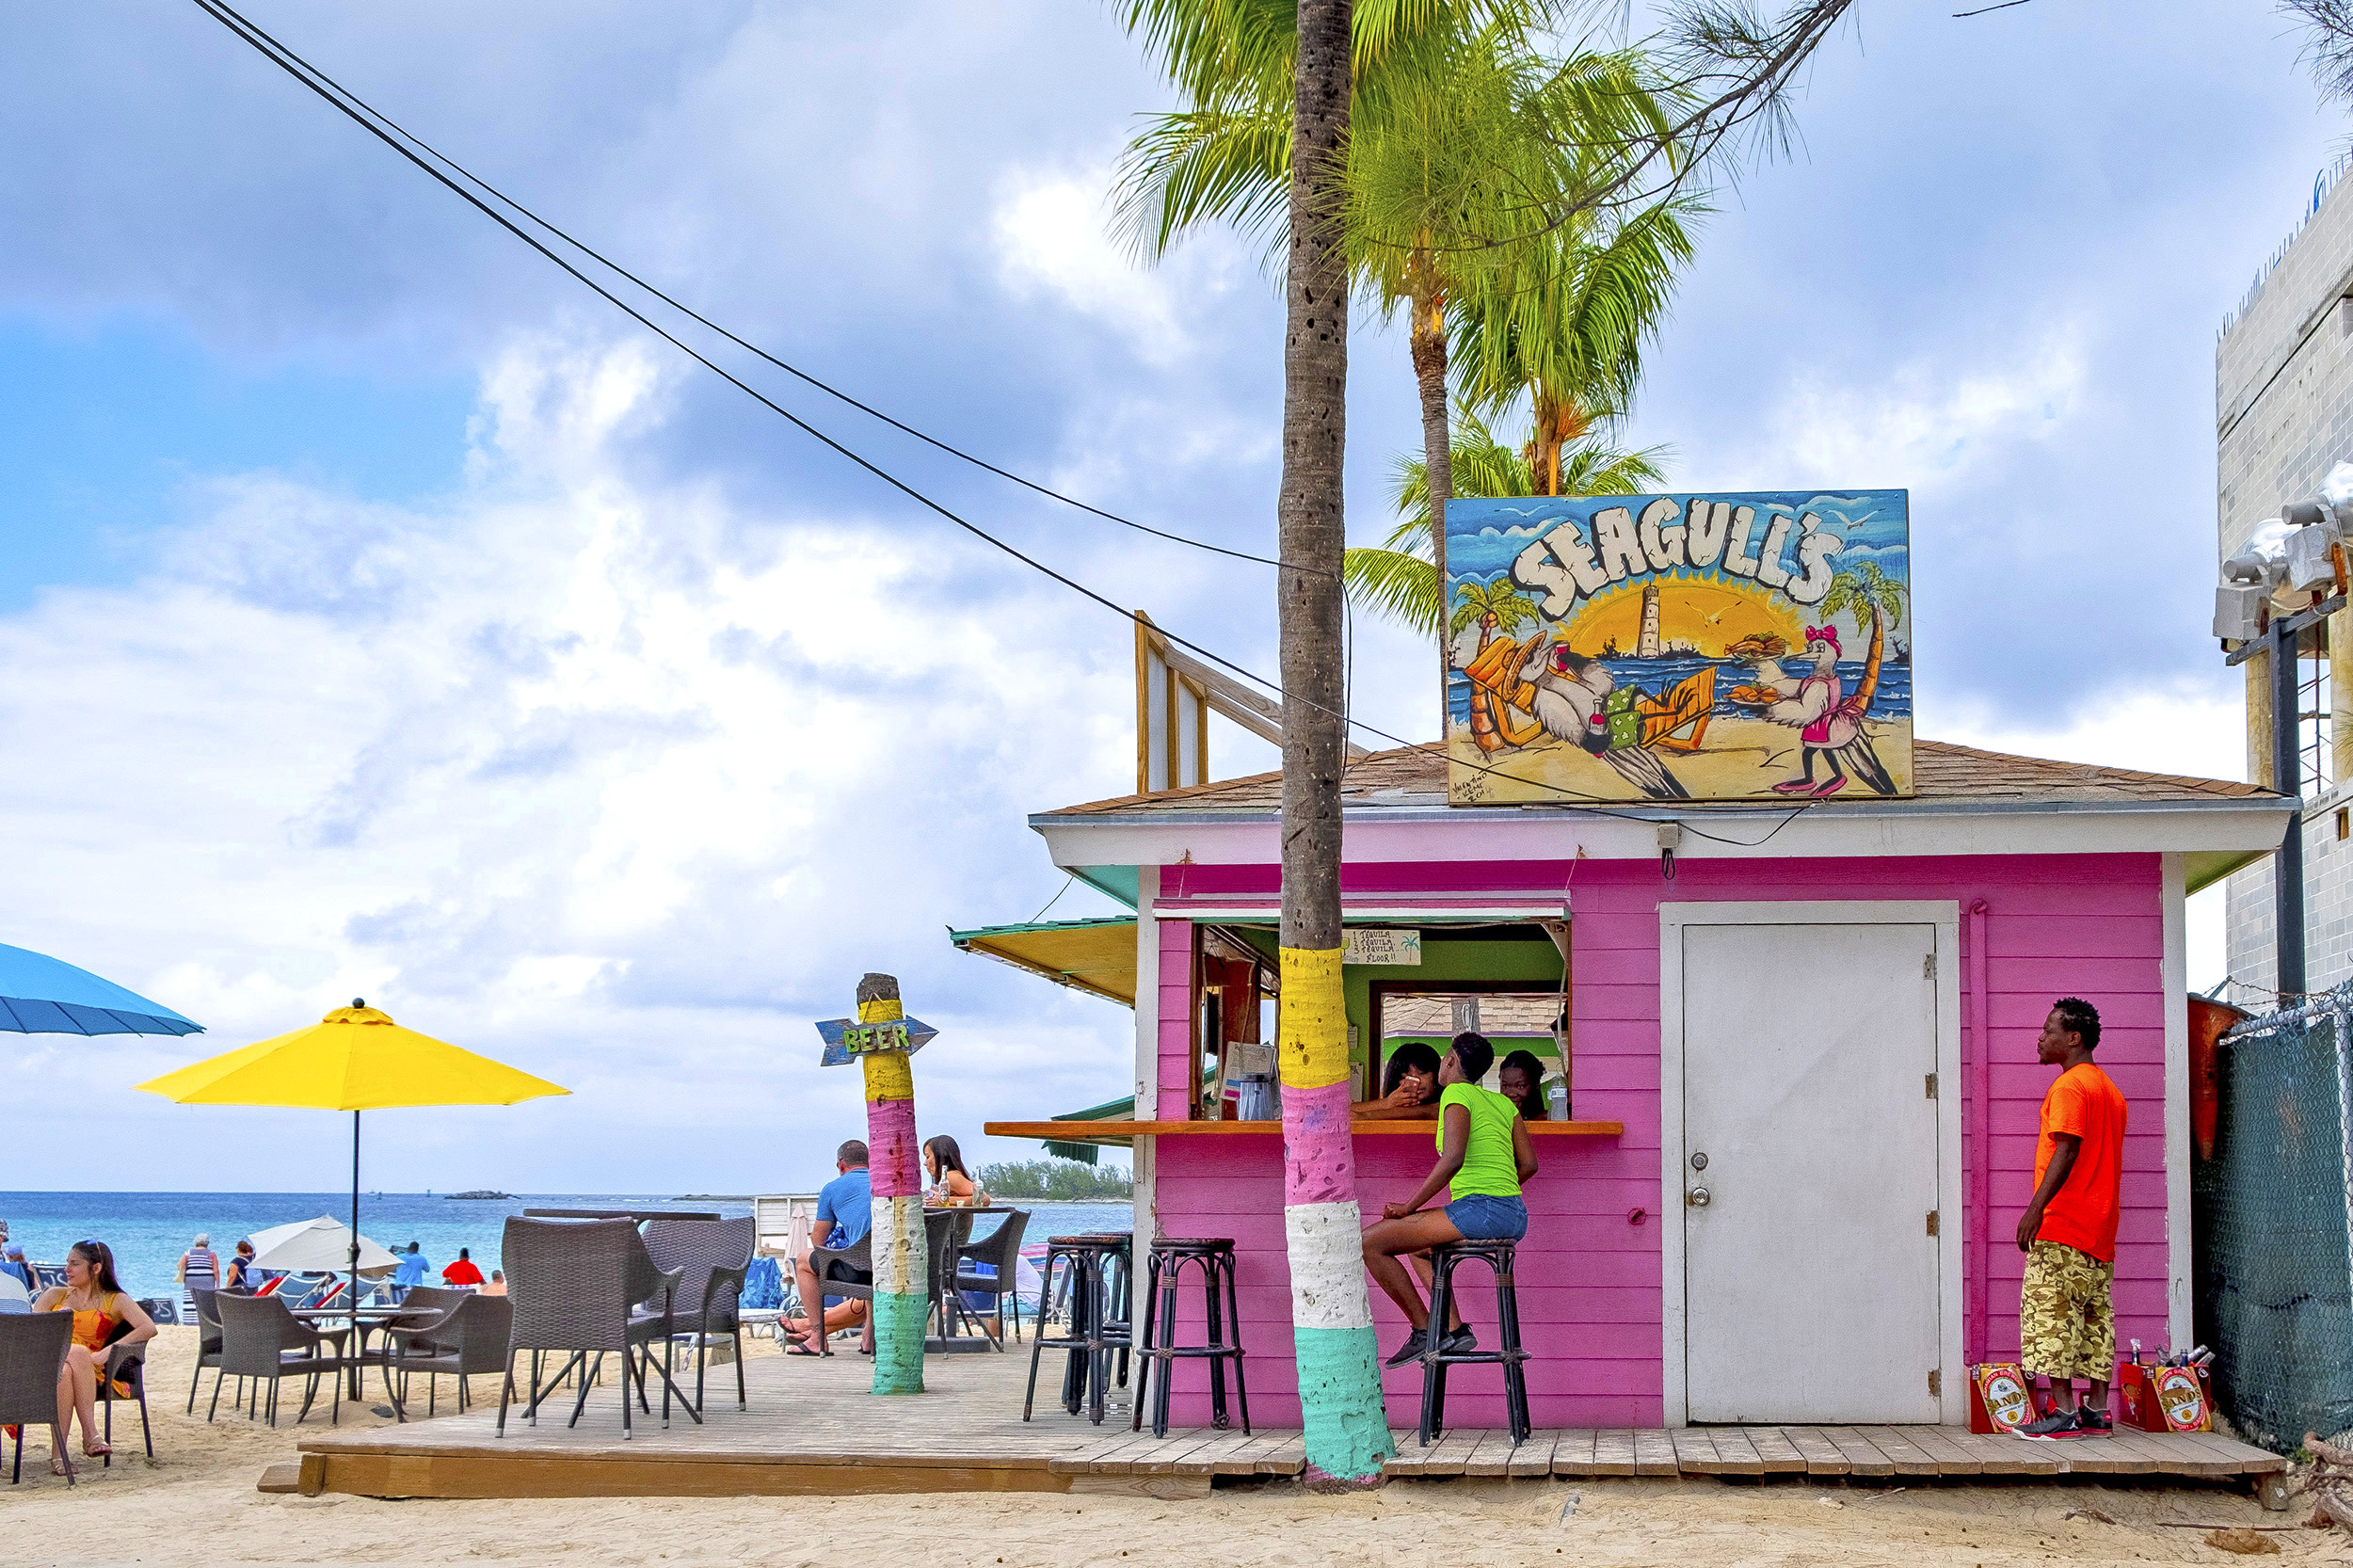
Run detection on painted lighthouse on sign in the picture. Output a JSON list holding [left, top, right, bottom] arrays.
[[1444, 490, 1913, 805]]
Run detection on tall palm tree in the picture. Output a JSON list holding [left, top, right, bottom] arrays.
[[1343, 408, 1667, 639], [1451, 200, 1697, 498], [1115, 4, 1684, 735]]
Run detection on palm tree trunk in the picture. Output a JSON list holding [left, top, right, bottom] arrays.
[[1850, 607, 1885, 714], [1410, 273, 1453, 742], [856, 973, 925, 1394], [1277, 0, 1390, 1489]]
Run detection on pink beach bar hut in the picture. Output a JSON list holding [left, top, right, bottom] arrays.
[[976, 740, 2288, 1432]]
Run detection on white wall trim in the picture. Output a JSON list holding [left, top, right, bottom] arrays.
[[1132, 865, 1160, 1252], [2161, 853, 2193, 1350], [1659, 899, 1964, 1426]]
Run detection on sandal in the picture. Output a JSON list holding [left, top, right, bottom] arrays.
[[785, 1340, 824, 1356], [83, 1442, 112, 1459]]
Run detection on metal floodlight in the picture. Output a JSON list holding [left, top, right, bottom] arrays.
[[2222, 552, 2274, 586], [2214, 584, 2264, 641], [2286, 521, 2342, 592]]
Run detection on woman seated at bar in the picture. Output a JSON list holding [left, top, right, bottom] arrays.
[[923, 1134, 987, 1208], [1359, 1032, 1537, 1364], [1498, 1049, 1552, 1121], [1353, 1040, 1442, 1119]]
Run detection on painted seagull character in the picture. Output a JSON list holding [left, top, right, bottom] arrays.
[[1514, 640, 1691, 800], [1748, 625, 1896, 797]]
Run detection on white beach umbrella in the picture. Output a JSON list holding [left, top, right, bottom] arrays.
[[247, 1215, 400, 1278]]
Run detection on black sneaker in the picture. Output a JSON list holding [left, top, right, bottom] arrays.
[[1385, 1330, 1428, 1368], [2071, 1406, 2114, 1437], [1440, 1326, 1479, 1356], [2013, 1406, 2081, 1439]]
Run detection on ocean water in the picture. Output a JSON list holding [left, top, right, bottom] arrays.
[[0, 1192, 1134, 1301]]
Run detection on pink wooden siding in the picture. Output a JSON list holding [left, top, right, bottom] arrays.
[[1148, 853, 2169, 1429]]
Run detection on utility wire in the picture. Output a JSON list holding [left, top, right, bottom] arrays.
[[188, 0, 1815, 849], [192, 0, 1300, 577]]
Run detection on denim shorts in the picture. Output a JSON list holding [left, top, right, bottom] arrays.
[[1445, 1193, 1529, 1240]]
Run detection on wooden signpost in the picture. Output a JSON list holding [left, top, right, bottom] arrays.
[[815, 973, 937, 1395]]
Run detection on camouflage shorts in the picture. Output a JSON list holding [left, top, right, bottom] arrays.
[[2020, 1240, 2114, 1381]]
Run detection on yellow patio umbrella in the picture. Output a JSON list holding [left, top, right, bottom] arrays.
[[136, 1000, 568, 1318]]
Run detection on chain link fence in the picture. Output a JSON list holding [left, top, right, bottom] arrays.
[[2195, 986, 2353, 1451]]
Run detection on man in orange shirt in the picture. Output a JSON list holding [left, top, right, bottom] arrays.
[[2013, 997, 2127, 1439]]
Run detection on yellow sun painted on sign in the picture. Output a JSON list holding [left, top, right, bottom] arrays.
[[1561, 577, 1807, 659]]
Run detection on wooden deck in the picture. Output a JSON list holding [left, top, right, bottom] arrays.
[[292, 1347, 2289, 1500]]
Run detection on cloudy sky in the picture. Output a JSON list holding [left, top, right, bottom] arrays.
[[0, 2, 2331, 1193]]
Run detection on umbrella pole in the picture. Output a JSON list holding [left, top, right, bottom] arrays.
[[350, 1111, 362, 1403]]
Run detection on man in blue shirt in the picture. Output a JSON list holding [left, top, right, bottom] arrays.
[[789, 1140, 873, 1353], [392, 1241, 433, 1302]]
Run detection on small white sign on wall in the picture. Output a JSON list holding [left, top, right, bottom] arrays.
[[1343, 928, 1422, 966]]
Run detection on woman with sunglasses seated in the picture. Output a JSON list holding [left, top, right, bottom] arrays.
[[31, 1240, 154, 1470]]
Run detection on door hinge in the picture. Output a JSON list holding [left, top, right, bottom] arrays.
[[1924, 951, 1936, 979], [1925, 1072, 1938, 1099], [1929, 1368, 1942, 1398], [1926, 1209, 1940, 1237]]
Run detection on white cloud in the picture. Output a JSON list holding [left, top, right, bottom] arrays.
[[0, 332, 1142, 1192], [1683, 331, 2087, 498], [990, 166, 1238, 367]]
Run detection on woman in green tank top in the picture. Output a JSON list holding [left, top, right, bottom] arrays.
[[1359, 1032, 1538, 1366]]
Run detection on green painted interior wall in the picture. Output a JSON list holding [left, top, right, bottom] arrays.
[[1223, 926, 1562, 1085]]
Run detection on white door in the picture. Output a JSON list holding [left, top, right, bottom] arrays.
[[1679, 920, 1943, 1423]]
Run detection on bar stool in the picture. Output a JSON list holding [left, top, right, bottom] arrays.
[[1417, 1238, 1529, 1447], [1022, 1233, 1132, 1425], [1132, 1237, 1250, 1437]]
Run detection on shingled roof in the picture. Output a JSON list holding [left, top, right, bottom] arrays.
[[1043, 739, 2278, 818]]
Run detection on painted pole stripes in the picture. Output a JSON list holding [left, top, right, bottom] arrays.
[[856, 973, 926, 1395], [1278, 946, 1394, 1481]]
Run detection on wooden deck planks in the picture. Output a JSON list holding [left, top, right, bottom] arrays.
[[290, 1344, 2297, 1499], [1707, 1428, 1767, 1476], [1746, 1428, 1811, 1475], [1549, 1429, 1599, 1475], [1588, 1430, 1640, 1477]]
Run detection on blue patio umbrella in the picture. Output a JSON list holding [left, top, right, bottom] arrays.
[[0, 943, 201, 1036]]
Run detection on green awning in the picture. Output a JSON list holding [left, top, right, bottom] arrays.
[[1043, 1095, 1135, 1164], [949, 917, 1136, 1006]]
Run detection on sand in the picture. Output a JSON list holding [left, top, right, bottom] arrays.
[[7, 1326, 2343, 1568]]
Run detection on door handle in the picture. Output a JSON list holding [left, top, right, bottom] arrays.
[[1686, 1186, 1711, 1208]]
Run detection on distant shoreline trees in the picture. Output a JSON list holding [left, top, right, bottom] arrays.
[[977, 1159, 1135, 1201]]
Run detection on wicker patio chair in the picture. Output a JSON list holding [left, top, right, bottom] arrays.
[[187, 1288, 225, 1415], [211, 1290, 357, 1428], [497, 1217, 689, 1440], [800, 1229, 873, 1355], [93, 1336, 153, 1464], [1, 1311, 74, 1485], [643, 1215, 754, 1417], [382, 1293, 513, 1417], [954, 1208, 1031, 1348]]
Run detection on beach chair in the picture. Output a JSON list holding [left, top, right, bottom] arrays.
[[497, 1217, 689, 1441], [0, 1311, 75, 1485], [212, 1292, 358, 1428], [954, 1208, 1031, 1348], [800, 1230, 873, 1354], [382, 1293, 513, 1417], [642, 1216, 754, 1417]]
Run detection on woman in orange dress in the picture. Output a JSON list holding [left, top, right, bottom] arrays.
[[32, 1240, 154, 1471]]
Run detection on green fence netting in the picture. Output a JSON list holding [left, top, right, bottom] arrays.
[[2194, 988, 2353, 1452]]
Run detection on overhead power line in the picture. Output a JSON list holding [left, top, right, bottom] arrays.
[[185, 0, 1811, 847], [191, 2, 1293, 576]]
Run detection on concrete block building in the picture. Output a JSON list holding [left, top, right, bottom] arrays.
[[2222, 158, 2353, 1000]]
